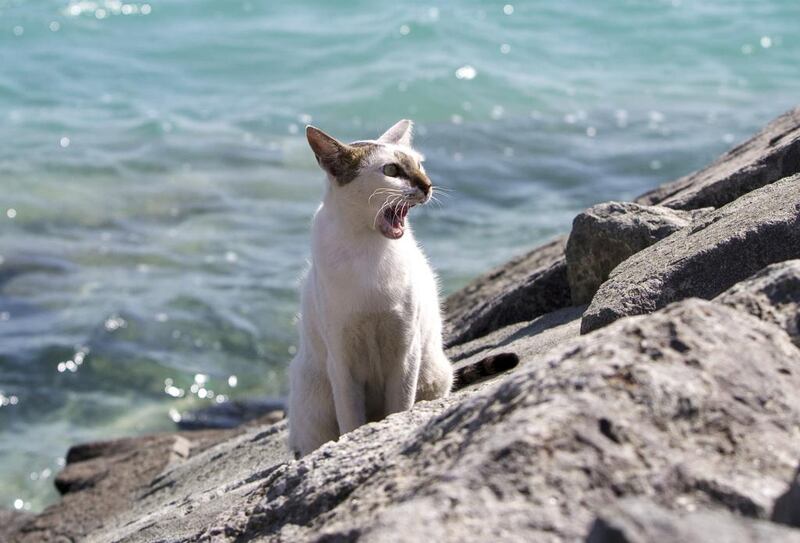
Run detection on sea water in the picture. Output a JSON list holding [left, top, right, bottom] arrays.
[[0, 0, 798, 510]]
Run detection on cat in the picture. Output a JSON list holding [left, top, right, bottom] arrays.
[[287, 120, 517, 457]]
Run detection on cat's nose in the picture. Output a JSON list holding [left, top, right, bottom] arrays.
[[411, 174, 432, 197]]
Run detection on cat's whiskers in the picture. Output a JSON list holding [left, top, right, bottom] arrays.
[[429, 194, 444, 208], [368, 188, 403, 205], [372, 199, 391, 230], [368, 189, 395, 205], [369, 184, 437, 229], [372, 194, 401, 230], [431, 187, 453, 200]]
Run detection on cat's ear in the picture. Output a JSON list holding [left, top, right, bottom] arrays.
[[378, 119, 413, 147], [306, 126, 351, 178]]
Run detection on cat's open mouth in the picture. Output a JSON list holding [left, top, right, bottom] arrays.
[[378, 202, 413, 239]]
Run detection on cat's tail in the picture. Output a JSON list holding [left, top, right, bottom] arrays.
[[452, 352, 519, 391]]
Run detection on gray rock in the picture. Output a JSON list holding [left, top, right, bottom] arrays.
[[715, 259, 800, 348], [14, 428, 247, 542], [637, 106, 800, 210], [582, 174, 800, 333], [565, 202, 709, 305], [588, 498, 800, 543], [59, 299, 800, 542], [773, 464, 800, 528], [0, 509, 34, 543], [444, 236, 572, 346], [11, 108, 800, 543], [447, 304, 583, 365], [176, 397, 285, 430]]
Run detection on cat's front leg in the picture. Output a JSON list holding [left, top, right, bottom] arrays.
[[384, 341, 421, 415], [326, 346, 367, 435]]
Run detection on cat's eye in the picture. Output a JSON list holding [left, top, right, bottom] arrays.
[[382, 163, 400, 177]]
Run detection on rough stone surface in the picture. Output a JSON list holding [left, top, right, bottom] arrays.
[[447, 305, 583, 364], [637, 106, 800, 210], [444, 236, 572, 346], [10, 109, 800, 543], [177, 398, 285, 430], [582, 174, 800, 333], [0, 510, 34, 543], [10, 427, 245, 542], [565, 202, 709, 305], [773, 464, 800, 528], [14, 299, 795, 543], [588, 498, 800, 543], [715, 259, 800, 348]]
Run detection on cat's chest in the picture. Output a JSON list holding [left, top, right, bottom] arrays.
[[321, 241, 415, 288], [315, 251, 417, 318]]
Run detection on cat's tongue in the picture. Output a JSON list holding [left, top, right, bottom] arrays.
[[379, 203, 410, 239]]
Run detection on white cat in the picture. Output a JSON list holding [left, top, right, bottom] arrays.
[[287, 120, 518, 457]]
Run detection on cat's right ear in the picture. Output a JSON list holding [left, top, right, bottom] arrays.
[[306, 126, 349, 178], [377, 119, 413, 147]]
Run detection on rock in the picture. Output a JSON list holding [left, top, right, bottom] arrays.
[[54, 435, 180, 496], [447, 305, 583, 364], [15, 429, 243, 542], [11, 108, 800, 543], [42, 299, 800, 543], [582, 174, 800, 333], [176, 397, 285, 430], [588, 498, 800, 543], [637, 106, 800, 210], [715, 260, 800, 348], [773, 464, 800, 528], [565, 202, 709, 305], [444, 236, 571, 346], [0, 510, 34, 542]]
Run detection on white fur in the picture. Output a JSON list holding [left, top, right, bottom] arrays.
[[288, 120, 453, 456]]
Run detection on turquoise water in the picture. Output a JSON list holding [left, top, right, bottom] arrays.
[[1, 0, 798, 511]]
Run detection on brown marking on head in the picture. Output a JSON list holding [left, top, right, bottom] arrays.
[[306, 126, 378, 185], [393, 151, 432, 195]]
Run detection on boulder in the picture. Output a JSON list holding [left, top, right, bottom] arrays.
[[637, 106, 800, 209], [14, 428, 245, 542], [176, 397, 285, 430], [42, 299, 800, 543], [582, 174, 800, 333], [588, 498, 800, 543], [0, 510, 34, 543], [447, 305, 583, 364], [444, 236, 572, 346], [715, 260, 800, 348], [565, 202, 709, 305], [773, 464, 800, 528], [11, 106, 800, 543]]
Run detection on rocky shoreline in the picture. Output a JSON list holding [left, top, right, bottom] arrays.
[[5, 106, 800, 542]]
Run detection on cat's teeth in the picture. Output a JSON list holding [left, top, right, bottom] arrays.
[[379, 203, 410, 239]]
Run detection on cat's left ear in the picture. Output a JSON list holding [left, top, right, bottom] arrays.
[[306, 126, 352, 177], [378, 119, 413, 147]]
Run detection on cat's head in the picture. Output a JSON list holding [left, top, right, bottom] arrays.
[[306, 119, 431, 240]]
